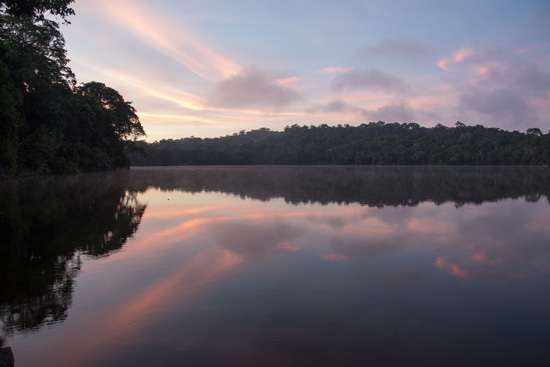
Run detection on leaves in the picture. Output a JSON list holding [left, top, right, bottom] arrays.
[[0, 0, 74, 20], [0, 4, 146, 176]]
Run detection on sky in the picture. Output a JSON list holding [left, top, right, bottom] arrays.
[[62, 0, 550, 141]]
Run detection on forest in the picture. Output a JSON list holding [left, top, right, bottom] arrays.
[[130, 122, 550, 166], [0, 0, 145, 176], [2, 2, 549, 175]]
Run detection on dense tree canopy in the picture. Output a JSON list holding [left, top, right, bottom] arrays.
[[0, 0, 145, 176], [0, 0, 74, 20], [130, 122, 550, 166]]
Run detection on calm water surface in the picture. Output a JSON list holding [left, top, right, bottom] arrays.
[[1, 166, 549, 366]]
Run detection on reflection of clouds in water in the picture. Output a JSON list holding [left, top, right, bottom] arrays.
[[210, 219, 302, 261], [314, 199, 549, 283], [361, 262, 436, 291], [433, 200, 550, 280], [330, 236, 408, 259], [430, 201, 550, 322]]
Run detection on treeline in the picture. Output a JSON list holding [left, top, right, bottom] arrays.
[[0, 0, 145, 176], [130, 122, 550, 166]]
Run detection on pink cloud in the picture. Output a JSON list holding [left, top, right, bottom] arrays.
[[435, 256, 470, 279], [275, 76, 302, 85], [437, 45, 476, 71], [408, 95, 452, 110], [318, 66, 352, 74], [94, 0, 240, 81], [406, 218, 454, 234], [474, 62, 500, 75], [209, 66, 302, 111]]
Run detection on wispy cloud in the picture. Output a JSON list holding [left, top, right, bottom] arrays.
[[65, 0, 549, 137], [437, 45, 476, 71], [71, 58, 207, 110], [94, 0, 241, 81]]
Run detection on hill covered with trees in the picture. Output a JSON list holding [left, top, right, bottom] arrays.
[[0, 0, 145, 176], [130, 122, 550, 166]]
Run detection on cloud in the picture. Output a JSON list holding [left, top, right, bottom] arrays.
[[331, 236, 407, 259], [93, 0, 240, 81], [208, 66, 302, 110], [210, 219, 301, 261], [361, 102, 416, 123], [331, 68, 409, 93], [358, 38, 429, 60], [483, 62, 550, 97], [460, 88, 536, 129], [276, 76, 302, 85], [458, 62, 550, 129], [307, 99, 349, 114], [318, 66, 352, 74], [437, 45, 476, 71]]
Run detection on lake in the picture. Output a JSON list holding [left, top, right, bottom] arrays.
[[1, 166, 549, 367]]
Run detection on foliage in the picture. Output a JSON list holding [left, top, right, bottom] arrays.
[[0, 0, 74, 20], [130, 122, 550, 166], [0, 1, 145, 176]]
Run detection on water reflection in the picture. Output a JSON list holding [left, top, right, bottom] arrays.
[[1, 166, 549, 366], [129, 165, 550, 206], [0, 172, 146, 346]]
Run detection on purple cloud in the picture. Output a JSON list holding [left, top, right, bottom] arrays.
[[307, 99, 349, 114], [460, 88, 536, 129], [331, 68, 409, 93], [361, 102, 416, 123], [209, 65, 302, 110], [482, 62, 550, 97], [458, 61, 550, 130]]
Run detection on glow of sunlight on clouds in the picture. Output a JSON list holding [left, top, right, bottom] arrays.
[[276, 76, 302, 85], [72, 57, 207, 110], [474, 62, 500, 75], [318, 66, 352, 74], [435, 256, 470, 279], [61, 248, 241, 366], [95, 0, 241, 81], [64, 0, 549, 137], [437, 45, 476, 71]]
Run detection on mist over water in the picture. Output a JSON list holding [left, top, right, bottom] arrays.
[[1, 166, 549, 367]]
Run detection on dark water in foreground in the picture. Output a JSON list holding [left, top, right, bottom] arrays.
[[1, 166, 549, 367]]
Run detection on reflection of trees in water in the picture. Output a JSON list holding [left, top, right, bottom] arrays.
[[0, 172, 146, 342], [129, 166, 550, 206]]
